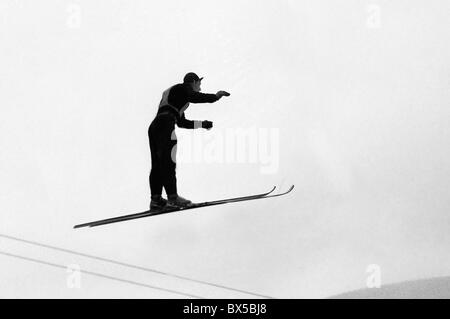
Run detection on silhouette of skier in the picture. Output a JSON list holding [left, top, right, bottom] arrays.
[[148, 72, 230, 210]]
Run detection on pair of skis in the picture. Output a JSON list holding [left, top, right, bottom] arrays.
[[74, 185, 294, 229]]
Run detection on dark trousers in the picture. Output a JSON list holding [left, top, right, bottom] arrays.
[[148, 114, 178, 197]]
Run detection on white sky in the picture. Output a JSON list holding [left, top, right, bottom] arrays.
[[1, 0, 449, 298]]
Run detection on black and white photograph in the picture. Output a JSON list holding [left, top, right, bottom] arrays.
[[1, 0, 449, 305]]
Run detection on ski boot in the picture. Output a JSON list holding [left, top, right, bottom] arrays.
[[167, 194, 192, 208], [150, 195, 168, 211]]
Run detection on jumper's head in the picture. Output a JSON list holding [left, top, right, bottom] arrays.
[[183, 72, 203, 92]]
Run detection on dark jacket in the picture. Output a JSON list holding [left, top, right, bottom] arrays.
[[156, 83, 219, 129]]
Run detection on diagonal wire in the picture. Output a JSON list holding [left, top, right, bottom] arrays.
[[0, 233, 274, 299], [0, 250, 203, 299]]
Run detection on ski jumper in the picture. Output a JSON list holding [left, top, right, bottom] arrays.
[[148, 83, 219, 197]]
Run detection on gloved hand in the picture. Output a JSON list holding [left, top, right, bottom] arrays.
[[216, 90, 231, 98], [202, 120, 213, 130]]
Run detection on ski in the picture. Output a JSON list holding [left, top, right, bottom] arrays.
[[74, 186, 287, 229], [84, 185, 293, 228], [74, 185, 278, 229]]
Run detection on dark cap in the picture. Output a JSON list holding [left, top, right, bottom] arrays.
[[183, 72, 204, 83]]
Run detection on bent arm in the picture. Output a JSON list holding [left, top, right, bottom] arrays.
[[177, 114, 202, 129]]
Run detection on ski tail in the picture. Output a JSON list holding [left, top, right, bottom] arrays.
[[74, 186, 277, 229]]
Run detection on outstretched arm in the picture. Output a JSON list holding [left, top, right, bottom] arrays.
[[187, 90, 220, 104], [187, 90, 231, 104]]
